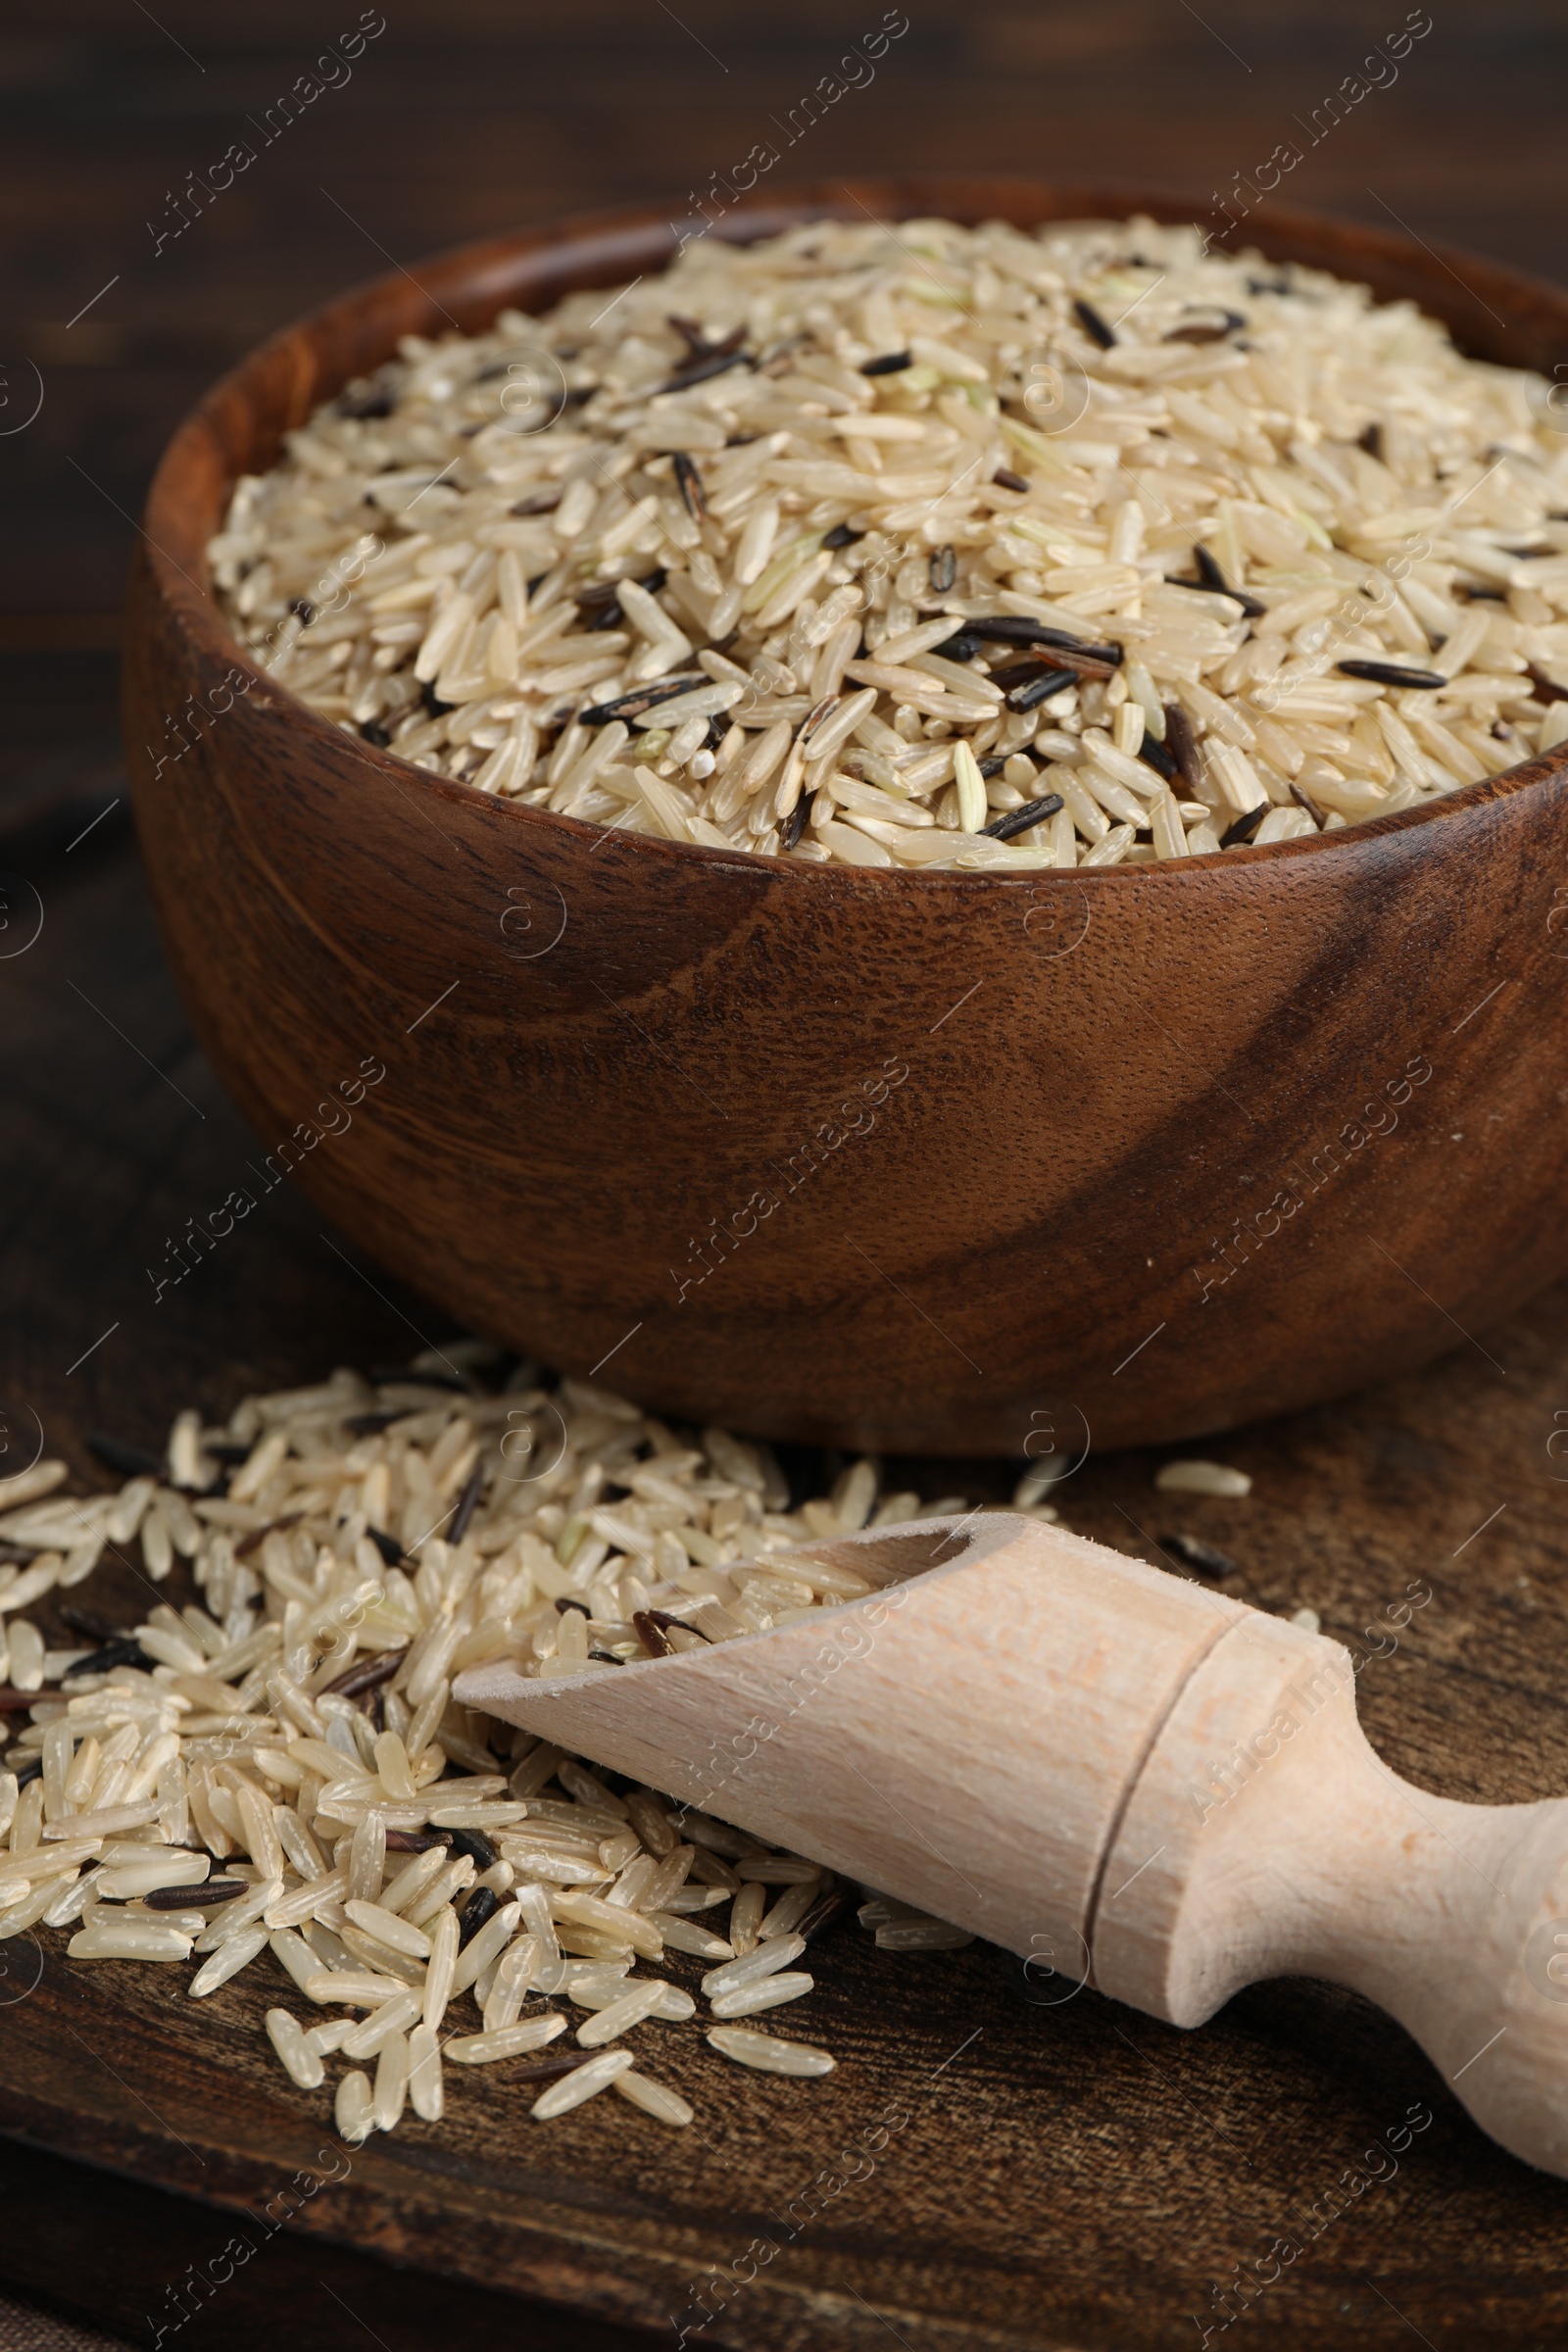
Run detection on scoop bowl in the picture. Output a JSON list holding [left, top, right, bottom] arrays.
[[460, 1511, 1568, 2180]]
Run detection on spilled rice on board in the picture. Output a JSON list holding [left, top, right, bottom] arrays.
[[0, 1348, 1060, 2136], [209, 214, 1568, 872]]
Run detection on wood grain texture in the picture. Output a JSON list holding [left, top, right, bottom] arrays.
[[465, 1512, 1568, 2180], [459, 1515, 1250, 1970], [124, 176, 1568, 1455], [6, 772, 1568, 2343]]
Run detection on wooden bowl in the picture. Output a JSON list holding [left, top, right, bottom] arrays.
[[123, 176, 1568, 1458]]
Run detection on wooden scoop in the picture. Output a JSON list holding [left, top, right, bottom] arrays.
[[456, 1512, 1568, 2177]]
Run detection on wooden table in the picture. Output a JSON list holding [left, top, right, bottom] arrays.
[[4, 4, 1568, 2343]]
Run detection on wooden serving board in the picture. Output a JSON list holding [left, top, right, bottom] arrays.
[[4, 749, 1568, 2351]]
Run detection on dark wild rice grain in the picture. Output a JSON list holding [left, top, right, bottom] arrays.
[[656, 343, 749, 396], [145, 1879, 248, 1909], [63, 1639, 155, 1680], [963, 615, 1079, 649], [321, 1646, 408, 1699], [800, 693, 842, 744], [671, 451, 707, 523], [1004, 667, 1079, 712], [1192, 544, 1266, 617], [633, 1610, 673, 1658], [447, 1464, 486, 1545], [1220, 804, 1268, 847], [444, 1824, 499, 1871], [1163, 703, 1200, 791], [1336, 660, 1447, 689], [645, 1607, 710, 1641], [579, 675, 705, 726], [981, 793, 1064, 841], [780, 795, 813, 853], [512, 2050, 593, 2084], [1161, 1532, 1240, 1578], [457, 1886, 500, 1947], [1163, 309, 1246, 344]]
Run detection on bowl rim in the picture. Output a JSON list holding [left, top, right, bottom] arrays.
[[139, 172, 1568, 893]]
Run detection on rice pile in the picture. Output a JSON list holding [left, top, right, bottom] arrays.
[[207, 214, 1568, 871], [0, 1350, 1053, 2138]]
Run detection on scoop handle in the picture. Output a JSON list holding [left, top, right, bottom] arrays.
[[1092, 1613, 1568, 2176]]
